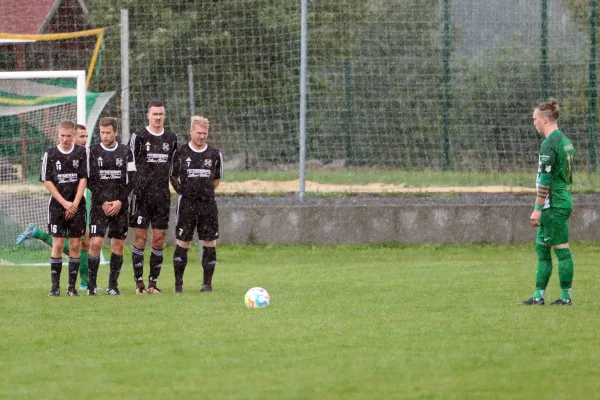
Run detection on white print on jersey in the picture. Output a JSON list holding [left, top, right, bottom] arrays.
[[99, 170, 123, 180], [146, 153, 169, 163], [187, 169, 211, 178], [57, 173, 78, 184]]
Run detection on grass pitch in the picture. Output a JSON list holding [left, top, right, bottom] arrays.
[[1, 243, 600, 399]]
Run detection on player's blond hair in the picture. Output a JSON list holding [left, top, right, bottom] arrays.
[[58, 120, 76, 132], [190, 116, 209, 130]]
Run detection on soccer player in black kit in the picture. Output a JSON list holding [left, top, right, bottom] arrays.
[[87, 117, 137, 296], [129, 100, 177, 294], [41, 120, 88, 297], [170, 116, 223, 293]]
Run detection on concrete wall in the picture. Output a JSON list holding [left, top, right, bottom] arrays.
[[153, 201, 600, 245]]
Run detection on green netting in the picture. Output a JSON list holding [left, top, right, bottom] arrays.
[[0, 77, 115, 264]]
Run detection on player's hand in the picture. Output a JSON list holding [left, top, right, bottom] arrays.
[[107, 200, 122, 216], [529, 210, 541, 227], [65, 208, 75, 220], [102, 201, 113, 216]]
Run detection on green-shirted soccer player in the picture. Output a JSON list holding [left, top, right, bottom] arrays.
[[17, 124, 102, 291], [520, 98, 575, 306]]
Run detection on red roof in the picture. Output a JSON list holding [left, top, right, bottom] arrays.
[[0, 0, 89, 35]]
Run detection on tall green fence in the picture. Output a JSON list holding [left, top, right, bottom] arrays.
[[2, 0, 599, 176]]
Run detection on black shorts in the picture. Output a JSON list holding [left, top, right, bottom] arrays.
[[47, 198, 86, 238], [175, 196, 219, 242], [129, 190, 170, 230], [89, 201, 129, 240]]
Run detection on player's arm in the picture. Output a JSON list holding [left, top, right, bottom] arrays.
[[41, 151, 69, 209], [169, 149, 181, 194], [44, 181, 69, 208], [72, 178, 87, 211], [213, 150, 223, 189], [122, 148, 138, 201], [535, 147, 554, 208], [530, 146, 554, 226]]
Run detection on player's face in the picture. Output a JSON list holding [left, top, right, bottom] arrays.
[[532, 109, 546, 135], [147, 106, 165, 131], [75, 128, 88, 147], [58, 127, 74, 148], [190, 123, 209, 148], [99, 125, 118, 147]]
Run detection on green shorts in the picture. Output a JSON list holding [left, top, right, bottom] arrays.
[[536, 207, 571, 246]]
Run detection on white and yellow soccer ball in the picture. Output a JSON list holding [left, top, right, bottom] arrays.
[[244, 287, 270, 309]]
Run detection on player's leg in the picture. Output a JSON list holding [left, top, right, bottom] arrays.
[[49, 236, 66, 297], [105, 209, 128, 296], [199, 199, 219, 293], [78, 228, 91, 290], [129, 192, 149, 294], [16, 223, 57, 248], [88, 235, 104, 296], [64, 206, 86, 297], [173, 196, 193, 293], [47, 203, 68, 297], [88, 203, 111, 295], [79, 189, 92, 289], [550, 209, 573, 306], [520, 211, 552, 305], [147, 229, 166, 294], [146, 195, 170, 294]]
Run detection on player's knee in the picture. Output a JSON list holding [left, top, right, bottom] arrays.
[[111, 239, 125, 255], [202, 240, 216, 247], [535, 243, 552, 261], [151, 231, 166, 248], [176, 239, 190, 249], [90, 237, 103, 255]]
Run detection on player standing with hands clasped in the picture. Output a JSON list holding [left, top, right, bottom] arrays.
[[129, 100, 177, 294], [86, 117, 137, 295], [41, 120, 88, 297], [520, 98, 575, 306], [170, 116, 223, 293]]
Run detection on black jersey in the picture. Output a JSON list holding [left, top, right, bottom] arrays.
[[129, 127, 177, 195], [87, 142, 136, 204], [171, 143, 223, 199], [40, 144, 88, 202]]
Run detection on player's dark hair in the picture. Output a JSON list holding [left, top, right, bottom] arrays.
[[99, 117, 118, 131], [536, 98, 560, 121], [58, 120, 76, 131], [147, 100, 164, 110], [76, 124, 87, 131]]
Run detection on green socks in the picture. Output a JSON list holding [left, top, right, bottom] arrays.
[[79, 250, 89, 287], [554, 248, 574, 301], [34, 229, 54, 247], [533, 244, 552, 299]]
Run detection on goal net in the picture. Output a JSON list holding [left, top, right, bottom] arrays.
[[0, 71, 115, 265]]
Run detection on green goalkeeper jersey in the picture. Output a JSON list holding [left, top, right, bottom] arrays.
[[537, 129, 574, 210]]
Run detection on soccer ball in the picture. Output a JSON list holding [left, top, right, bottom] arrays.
[[245, 287, 270, 309]]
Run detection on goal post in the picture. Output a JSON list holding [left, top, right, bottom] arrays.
[[0, 70, 115, 265], [0, 70, 87, 128]]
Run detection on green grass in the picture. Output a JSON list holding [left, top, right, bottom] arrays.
[[2, 243, 600, 399]]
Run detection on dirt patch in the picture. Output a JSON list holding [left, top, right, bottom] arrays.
[[216, 180, 535, 194], [0, 181, 535, 195]]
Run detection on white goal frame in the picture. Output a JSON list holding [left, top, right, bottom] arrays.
[[0, 70, 86, 126]]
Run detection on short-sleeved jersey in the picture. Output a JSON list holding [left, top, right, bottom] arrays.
[[40, 144, 88, 202], [171, 143, 223, 200], [129, 127, 177, 196], [87, 142, 136, 204], [537, 129, 574, 210]]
